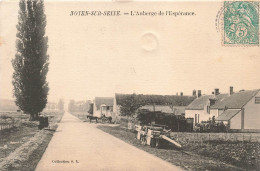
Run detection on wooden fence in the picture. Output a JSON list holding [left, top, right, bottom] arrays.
[[170, 132, 260, 143], [0, 123, 17, 131], [0, 111, 24, 131]]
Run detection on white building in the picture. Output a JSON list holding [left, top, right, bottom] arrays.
[[211, 89, 260, 131], [185, 89, 227, 125]]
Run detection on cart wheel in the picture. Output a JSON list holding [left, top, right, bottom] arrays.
[[150, 138, 156, 148], [155, 139, 160, 148], [141, 136, 146, 145]]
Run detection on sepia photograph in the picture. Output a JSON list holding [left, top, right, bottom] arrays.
[[0, 0, 260, 170]]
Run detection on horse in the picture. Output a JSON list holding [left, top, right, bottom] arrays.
[[87, 115, 98, 123]]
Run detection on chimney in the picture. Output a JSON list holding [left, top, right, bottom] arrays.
[[180, 92, 183, 96], [229, 86, 234, 95], [214, 88, 219, 97], [192, 90, 196, 96], [197, 90, 201, 98]]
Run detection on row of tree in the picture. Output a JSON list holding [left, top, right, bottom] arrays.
[[68, 100, 91, 113], [117, 93, 194, 118], [116, 94, 195, 107]]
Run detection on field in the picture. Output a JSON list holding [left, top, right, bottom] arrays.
[[183, 140, 260, 170], [97, 125, 247, 171], [0, 110, 64, 171]]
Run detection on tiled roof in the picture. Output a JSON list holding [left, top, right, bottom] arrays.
[[215, 94, 229, 101], [186, 94, 228, 110], [186, 95, 213, 110], [216, 109, 241, 121], [211, 90, 260, 109], [94, 97, 114, 109]]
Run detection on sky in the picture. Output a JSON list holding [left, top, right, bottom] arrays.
[[1, 1, 260, 102]]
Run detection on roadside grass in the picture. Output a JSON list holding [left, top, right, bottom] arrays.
[[97, 125, 245, 171], [0, 124, 38, 162], [19, 129, 54, 171], [0, 111, 64, 171]]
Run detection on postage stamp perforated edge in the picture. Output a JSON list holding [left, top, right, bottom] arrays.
[[219, 1, 260, 47]]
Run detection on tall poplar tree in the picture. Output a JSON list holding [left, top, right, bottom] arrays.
[[12, 0, 49, 121]]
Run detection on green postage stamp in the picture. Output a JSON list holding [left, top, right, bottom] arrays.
[[224, 1, 259, 45]]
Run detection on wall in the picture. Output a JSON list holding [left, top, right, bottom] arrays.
[[185, 109, 210, 124], [185, 99, 213, 124], [209, 109, 218, 117], [209, 109, 224, 119], [230, 111, 241, 129], [93, 101, 101, 118], [113, 96, 118, 116], [244, 91, 260, 129]]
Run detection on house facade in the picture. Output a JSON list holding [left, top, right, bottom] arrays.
[[211, 89, 260, 131], [185, 95, 213, 125], [185, 89, 228, 125]]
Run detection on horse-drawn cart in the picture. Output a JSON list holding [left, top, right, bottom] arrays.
[[136, 124, 182, 149], [86, 115, 112, 124]]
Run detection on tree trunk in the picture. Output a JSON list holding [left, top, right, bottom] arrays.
[[29, 114, 34, 121], [35, 113, 39, 121]]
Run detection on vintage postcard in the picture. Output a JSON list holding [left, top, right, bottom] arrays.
[[0, 0, 260, 170]]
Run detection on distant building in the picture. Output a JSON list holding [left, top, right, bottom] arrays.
[[185, 89, 228, 124], [211, 89, 260, 131], [93, 97, 114, 118]]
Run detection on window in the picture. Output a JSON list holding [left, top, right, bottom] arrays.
[[207, 106, 210, 114], [195, 114, 200, 124], [255, 97, 260, 104]]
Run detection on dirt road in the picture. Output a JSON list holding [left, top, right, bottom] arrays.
[[36, 112, 182, 171]]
